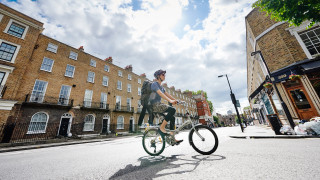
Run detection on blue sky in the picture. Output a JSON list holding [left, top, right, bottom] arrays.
[[1, 0, 257, 114]]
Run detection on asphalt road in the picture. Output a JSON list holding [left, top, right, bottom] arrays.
[[0, 127, 319, 180]]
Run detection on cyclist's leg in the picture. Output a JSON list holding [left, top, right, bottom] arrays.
[[164, 107, 176, 130]]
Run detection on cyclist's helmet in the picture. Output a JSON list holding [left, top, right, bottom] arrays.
[[154, 69, 166, 79]]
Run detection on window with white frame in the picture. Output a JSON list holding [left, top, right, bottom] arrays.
[[127, 84, 131, 92], [40, 57, 54, 72], [90, 59, 96, 67], [30, 80, 48, 103], [127, 98, 131, 108], [69, 51, 78, 60], [58, 85, 71, 105], [128, 74, 132, 80], [138, 78, 141, 84], [104, 65, 110, 72], [117, 116, 124, 129], [117, 80, 122, 90], [65, 64, 75, 78], [116, 96, 121, 110], [102, 76, 109, 86], [27, 112, 48, 134], [138, 87, 141, 96], [5, 19, 28, 39], [0, 72, 5, 85], [87, 71, 95, 83], [0, 40, 20, 63], [100, 93, 107, 109], [83, 114, 95, 131], [118, 70, 122, 77], [46, 43, 58, 53], [84, 89, 93, 107], [298, 26, 320, 56]]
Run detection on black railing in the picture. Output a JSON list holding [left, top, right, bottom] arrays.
[[82, 101, 109, 110], [25, 94, 73, 106], [0, 123, 144, 143], [114, 105, 134, 112], [0, 85, 7, 98]]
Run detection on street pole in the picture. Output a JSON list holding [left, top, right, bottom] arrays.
[[219, 74, 244, 132], [251, 51, 295, 129]]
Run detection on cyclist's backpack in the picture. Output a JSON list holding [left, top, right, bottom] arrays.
[[140, 80, 152, 105]]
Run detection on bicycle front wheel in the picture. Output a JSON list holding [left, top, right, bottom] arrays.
[[189, 125, 219, 155], [142, 129, 165, 156]]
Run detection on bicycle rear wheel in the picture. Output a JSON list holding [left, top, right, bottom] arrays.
[[189, 125, 218, 155], [142, 129, 165, 156]]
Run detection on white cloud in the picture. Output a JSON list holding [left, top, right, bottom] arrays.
[[2, 0, 257, 115]]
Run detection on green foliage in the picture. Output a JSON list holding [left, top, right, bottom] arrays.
[[213, 116, 220, 126], [252, 0, 320, 28]]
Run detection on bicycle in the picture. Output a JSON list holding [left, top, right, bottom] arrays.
[[142, 101, 219, 156]]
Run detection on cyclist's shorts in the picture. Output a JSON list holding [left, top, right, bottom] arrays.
[[152, 102, 170, 113]]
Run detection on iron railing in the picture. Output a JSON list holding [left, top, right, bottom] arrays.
[[0, 85, 6, 98], [114, 105, 134, 112], [82, 101, 109, 110], [25, 94, 73, 106]]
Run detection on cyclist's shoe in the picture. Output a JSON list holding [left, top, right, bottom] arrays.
[[157, 128, 170, 137], [174, 139, 183, 146]]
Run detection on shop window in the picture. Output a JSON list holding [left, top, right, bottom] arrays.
[[289, 89, 311, 109]]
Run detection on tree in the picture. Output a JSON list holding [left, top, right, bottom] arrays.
[[213, 115, 220, 127], [252, 0, 320, 28]]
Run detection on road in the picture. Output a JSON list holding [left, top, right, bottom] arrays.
[[0, 126, 319, 179]]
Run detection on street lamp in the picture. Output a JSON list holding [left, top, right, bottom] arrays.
[[251, 50, 295, 129], [218, 74, 244, 132]]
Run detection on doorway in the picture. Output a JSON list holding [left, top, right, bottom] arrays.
[[102, 115, 110, 134], [58, 113, 72, 137], [284, 80, 318, 120]]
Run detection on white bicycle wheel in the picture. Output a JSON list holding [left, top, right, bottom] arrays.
[[189, 125, 219, 155], [142, 129, 166, 156]]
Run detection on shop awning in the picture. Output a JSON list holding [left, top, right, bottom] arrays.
[[301, 60, 320, 72], [249, 79, 266, 101]]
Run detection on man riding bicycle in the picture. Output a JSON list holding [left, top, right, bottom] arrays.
[[150, 69, 183, 145]]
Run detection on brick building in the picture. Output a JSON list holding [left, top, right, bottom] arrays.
[[193, 91, 213, 125], [0, 4, 198, 142], [246, 8, 320, 131], [216, 113, 235, 127]]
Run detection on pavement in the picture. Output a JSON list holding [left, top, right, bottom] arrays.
[[0, 125, 319, 153], [229, 125, 320, 139]]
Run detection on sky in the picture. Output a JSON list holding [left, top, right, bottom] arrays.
[[1, 0, 257, 115]]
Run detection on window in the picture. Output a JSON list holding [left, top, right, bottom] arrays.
[[58, 85, 71, 105], [299, 26, 320, 56], [138, 78, 141, 84], [0, 72, 5, 85], [117, 116, 124, 129], [30, 80, 48, 103], [116, 96, 121, 110], [40, 57, 54, 72], [127, 98, 131, 111], [118, 70, 122, 77], [65, 64, 75, 78], [102, 76, 109, 86], [90, 59, 96, 67], [5, 19, 28, 39], [100, 93, 107, 109], [27, 112, 48, 134], [84, 89, 93, 107], [104, 65, 110, 72], [138, 87, 141, 96], [87, 71, 95, 83], [0, 41, 19, 63], [46, 43, 58, 53], [83, 115, 95, 131], [127, 84, 131, 92], [128, 74, 132, 80], [117, 80, 122, 90], [69, 51, 78, 60]]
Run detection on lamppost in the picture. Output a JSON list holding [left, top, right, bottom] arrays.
[[218, 74, 244, 132], [251, 50, 295, 129]]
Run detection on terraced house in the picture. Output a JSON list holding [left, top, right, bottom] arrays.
[[0, 3, 198, 143], [246, 8, 320, 133]]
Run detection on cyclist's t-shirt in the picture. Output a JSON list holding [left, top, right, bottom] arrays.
[[150, 82, 165, 104]]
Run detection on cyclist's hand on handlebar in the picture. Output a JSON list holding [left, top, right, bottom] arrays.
[[170, 99, 177, 105]]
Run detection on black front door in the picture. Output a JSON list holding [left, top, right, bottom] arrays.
[[102, 118, 108, 134], [129, 120, 133, 133], [59, 118, 69, 136]]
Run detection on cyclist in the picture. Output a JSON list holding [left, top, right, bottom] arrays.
[[150, 69, 183, 145]]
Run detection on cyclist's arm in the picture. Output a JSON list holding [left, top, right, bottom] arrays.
[[164, 92, 176, 101], [156, 90, 177, 104]]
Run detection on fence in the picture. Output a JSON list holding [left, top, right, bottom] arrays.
[[0, 122, 145, 144]]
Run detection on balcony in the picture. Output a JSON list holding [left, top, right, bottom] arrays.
[[24, 94, 73, 107], [0, 85, 6, 98], [114, 105, 134, 112], [82, 101, 109, 110]]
